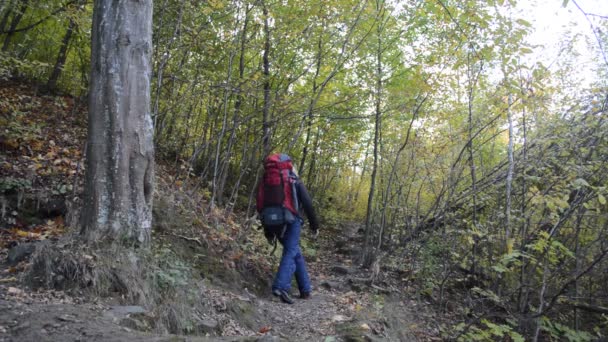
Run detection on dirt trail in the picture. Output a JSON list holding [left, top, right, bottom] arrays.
[[0, 222, 426, 341]]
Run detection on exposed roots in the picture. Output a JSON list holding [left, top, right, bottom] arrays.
[[24, 237, 205, 334]]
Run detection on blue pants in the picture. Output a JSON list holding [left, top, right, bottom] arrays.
[[272, 219, 311, 295]]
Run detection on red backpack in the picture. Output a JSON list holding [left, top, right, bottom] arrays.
[[256, 154, 298, 241]]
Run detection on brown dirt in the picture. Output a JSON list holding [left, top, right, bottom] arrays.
[[0, 221, 438, 342]]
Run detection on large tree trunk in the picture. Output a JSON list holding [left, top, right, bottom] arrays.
[[81, 0, 154, 246]]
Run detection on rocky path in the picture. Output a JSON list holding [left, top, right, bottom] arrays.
[[247, 222, 422, 341], [0, 222, 430, 341]]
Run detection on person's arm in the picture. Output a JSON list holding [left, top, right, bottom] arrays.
[[295, 181, 319, 231], [255, 179, 264, 213]]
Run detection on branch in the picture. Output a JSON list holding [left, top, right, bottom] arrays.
[[0, 0, 80, 35], [532, 248, 608, 318], [167, 233, 203, 246], [561, 299, 608, 315], [571, 0, 608, 67]]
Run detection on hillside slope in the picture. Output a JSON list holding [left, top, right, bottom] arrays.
[[0, 82, 440, 341]]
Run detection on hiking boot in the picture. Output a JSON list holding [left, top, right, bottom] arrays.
[[272, 289, 294, 304], [300, 292, 311, 299]]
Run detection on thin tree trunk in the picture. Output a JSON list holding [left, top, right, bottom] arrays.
[[2, 0, 28, 52], [505, 93, 514, 252], [152, 0, 184, 137], [210, 50, 235, 209], [518, 76, 531, 317], [307, 125, 321, 192], [217, 4, 251, 205], [362, 4, 384, 266], [261, 0, 271, 156], [466, 50, 479, 275], [533, 263, 549, 342], [299, 34, 323, 178], [379, 96, 426, 248], [0, 0, 15, 34], [354, 138, 371, 205], [47, 15, 77, 91], [573, 208, 584, 330]]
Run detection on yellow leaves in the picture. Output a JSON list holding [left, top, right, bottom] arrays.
[[208, 0, 225, 10], [30, 139, 45, 151], [506, 238, 514, 254], [1, 138, 20, 150], [598, 194, 606, 205], [466, 235, 475, 246], [7, 218, 65, 243], [10, 228, 40, 239], [0, 277, 17, 283]]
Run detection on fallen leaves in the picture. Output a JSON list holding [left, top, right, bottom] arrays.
[[1, 82, 86, 235], [5, 218, 65, 244]]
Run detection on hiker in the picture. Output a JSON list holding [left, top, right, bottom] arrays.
[[256, 153, 320, 304]]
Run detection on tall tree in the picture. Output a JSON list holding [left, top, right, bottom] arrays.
[[362, 0, 389, 267], [81, 0, 155, 245]]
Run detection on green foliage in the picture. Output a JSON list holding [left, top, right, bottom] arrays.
[[300, 237, 317, 258], [0, 176, 32, 193], [453, 319, 524, 341], [541, 317, 594, 342], [51, 183, 71, 195], [152, 248, 190, 292], [0, 1, 91, 91], [0, 52, 51, 79], [1, 107, 45, 154]]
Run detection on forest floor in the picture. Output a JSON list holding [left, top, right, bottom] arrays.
[[0, 221, 442, 341], [0, 81, 446, 341]]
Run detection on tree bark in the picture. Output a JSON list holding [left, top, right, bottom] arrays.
[[362, 3, 385, 266], [0, 0, 15, 34], [217, 4, 251, 205], [47, 14, 77, 91], [1, 0, 28, 52], [261, 0, 271, 156], [505, 93, 514, 251], [81, 0, 154, 246], [298, 33, 323, 179]]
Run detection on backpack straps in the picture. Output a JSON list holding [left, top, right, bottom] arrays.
[[290, 171, 299, 211]]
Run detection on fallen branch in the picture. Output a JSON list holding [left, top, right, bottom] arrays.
[[371, 284, 391, 294], [168, 233, 202, 246], [562, 299, 608, 315]]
